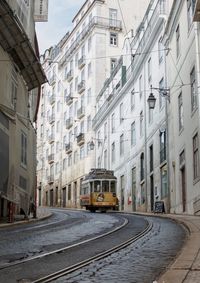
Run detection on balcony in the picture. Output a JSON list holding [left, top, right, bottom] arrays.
[[49, 74, 56, 85], [48, 154, 54, 164], [65, 70, 73, 82], [65, 143, 73, 154], [77, 133, 85, 146], [77, 106, 85, 119], [65, 94, 73, 105], [48, 114, 55, 124], [66, 118, 73, 129], [77, 80, 85, 94], [49, 94, 55, 105], [78, 56, 86, 69], [48, 134, 55, 144], [48, 175, 54, 184]]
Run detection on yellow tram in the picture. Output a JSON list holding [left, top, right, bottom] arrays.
[[80, 168, 118, 212]]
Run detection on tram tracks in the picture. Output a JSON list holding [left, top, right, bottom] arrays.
[[33, 217, 153, 283], [0, 213, 151, 283]]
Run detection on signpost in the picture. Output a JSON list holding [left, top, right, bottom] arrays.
[[154, 201, 165, 213]]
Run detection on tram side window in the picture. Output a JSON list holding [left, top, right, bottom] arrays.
[[94, 180, 101, 192], [90, 182, 93, 193], [102, 181, 109, 192], [110, 181, 116, 193]]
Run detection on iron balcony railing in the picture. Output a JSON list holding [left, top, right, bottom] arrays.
[[78, 56, 86, 69], [65, 143, 73, 154], [77, 80, 85, 94], [65, 94, 73, 105], [65, 70, 73, 82], [48, 154, 54, 164], [48, 175, 54, 184], [49, 94, 55, 105], [77, 133, 85, 146], [48, 114, 55, 124], [48, 134, 55, 144], [77, 106, 85, 119], [66, 118, 73, 129]]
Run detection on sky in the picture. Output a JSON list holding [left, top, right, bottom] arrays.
[[36, 0, 85, 54]]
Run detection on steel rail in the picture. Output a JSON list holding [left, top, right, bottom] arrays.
[[33, 218, 153, 283], [0, 215, 128, 270]]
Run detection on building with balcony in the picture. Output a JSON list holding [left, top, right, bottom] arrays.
[[36, 0, 150, 208], [93, 0, 172, 213], [0, 0, 47, 220]]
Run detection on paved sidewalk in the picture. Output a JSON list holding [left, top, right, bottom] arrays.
[[156, 213, 200, 283], [0, 206, 52, 228]]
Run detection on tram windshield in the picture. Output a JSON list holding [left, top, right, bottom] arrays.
[[94, 180, 101, 192], [110, 181, 116, 193], [102, 181, 109, 192]]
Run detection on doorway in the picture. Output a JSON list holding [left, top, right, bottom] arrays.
[[150, 175, 154, 211], [181, 166, 186, 212]]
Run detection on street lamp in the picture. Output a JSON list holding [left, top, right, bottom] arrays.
[[147, 85, 170, 109]]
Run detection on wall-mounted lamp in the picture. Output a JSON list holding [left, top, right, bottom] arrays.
[[147, 85, 170, 109]]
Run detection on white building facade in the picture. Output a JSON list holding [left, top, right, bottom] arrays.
[[164, 0, 200, 214], [37, 0, 150, 208], [93, 0, 173, 212]]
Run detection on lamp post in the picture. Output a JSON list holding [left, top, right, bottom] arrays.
[[147, 85, 170, 212]]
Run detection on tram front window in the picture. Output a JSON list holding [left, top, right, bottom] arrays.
[[102, 181, 109, 192], [110, 181, 116, 193], [94, 181, 101, 192]]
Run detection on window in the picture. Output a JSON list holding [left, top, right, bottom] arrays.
[[176, 24, 180, 58], [178, 92, 184, 131], [110, 32, 118, 46], [21, 131, 27, 167], [148, 57, 152, 83], [131, 122, 136, 146], [55, 162, 59, 174], [63, 158, 67, 170], [109, 8, 117, 27], [87, 115, 91, 131], [120, 134, 124, 156], [104, 149, 107, 168], [104, 122, 107, 140], [139, 75, 143, 98], [111, 58, 117, 72], [57, 81, 61, 92], [131, 89, 135, 110], [87, 88, 91, 104], [97, 130, 101, 148], [140, 111, 143, 137], [56, 121, 60, 133], [56, 142, 59, 153], [193, 133, 199, 180], [190, 66, 197, 111], [111, 113, 115, 133], [187, 0, 196, 29], [98, 156, 101, 168], [57, 100, 60, 112], [149, 145, 154, 172], [120, 103, 124, 123], [88, 62, 92, 78], [68, 154, 72, 166], [74, 151, 78, 164], [158, 37, 164, 63], [159, 77, 165, 109], [80, 146, 85, 159], [140, 153, 145, 181], [161, 164, 168, 198], [111, 142, 115, 163], [88, 37, 92, 52], [160, 130, 166, 163]]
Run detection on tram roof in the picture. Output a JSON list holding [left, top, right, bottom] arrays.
[[84, 168, 117, 180]]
